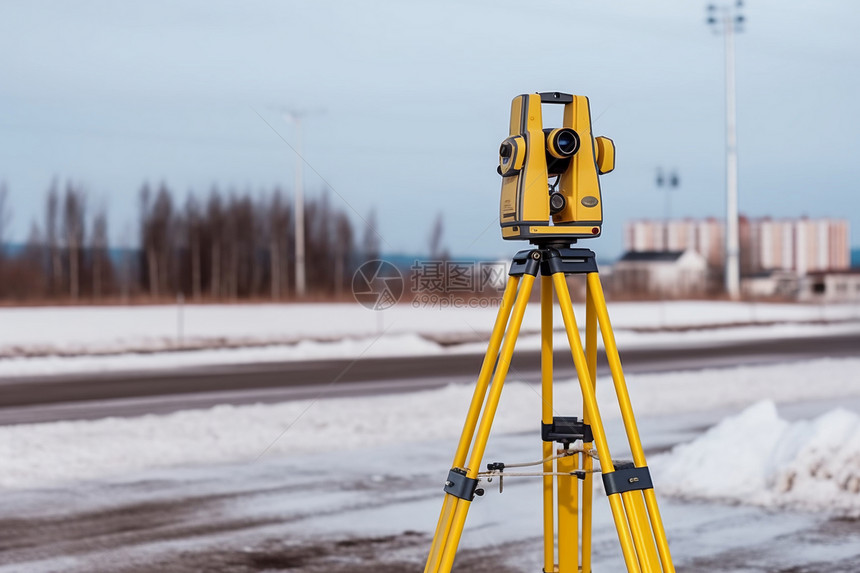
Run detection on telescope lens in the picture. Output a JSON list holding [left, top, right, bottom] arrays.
[[556, 131, 576, 155], [545, 128, 580, 160], [552, 129, 579, 156]]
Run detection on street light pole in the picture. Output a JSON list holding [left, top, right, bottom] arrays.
[[708, 2, 744, 299], [293, 114, 306, 298], [656, 168, 680, 249], [282, 110, 307, 298]]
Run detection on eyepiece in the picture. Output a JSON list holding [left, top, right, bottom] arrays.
[[549, 192, 566, 215], [545, 128, 580, 159]]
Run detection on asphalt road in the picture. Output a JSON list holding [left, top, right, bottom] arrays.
[[0, 331, 858, 425]]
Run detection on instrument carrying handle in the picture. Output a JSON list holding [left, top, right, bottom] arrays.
[[538, 92, 574, 104]]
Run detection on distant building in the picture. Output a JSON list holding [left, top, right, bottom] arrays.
[[625, 218, 723, 268], [798, 270, 860, 302], [624, 217, 850, 276], [741, 270, 799, 299], [612, 250, 707, 298]]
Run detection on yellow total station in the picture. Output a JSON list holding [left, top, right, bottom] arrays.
[[499, 91, 615, 242], [424, 91, 673, 573]]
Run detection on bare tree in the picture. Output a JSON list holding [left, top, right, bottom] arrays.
[[428, 211, 446, 259], [267, 190, 282, 299], [206, 189, 224, 299], [185, 195, 203, 300], [139, 183, 177, 299], [139, 184, 158, 297], [221, 192, 238, 299], [63, 183, 86, 300], [223, 192, 255, 299], [1, 221, 48, 301], [266, 187, 293, 300], [333, 211, 353, 298], [155, 184, 176, 296], [46, 181, 63, 295], [362, 208, 380, 262], [90, 208, 110, 299], [133, 183, 359, 302], [0, 183, 10, 244], [0, 183, 11, 274], [118, 225, 135, 302]]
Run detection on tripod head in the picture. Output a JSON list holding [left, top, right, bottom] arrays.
[[498, 92, 615, 243]]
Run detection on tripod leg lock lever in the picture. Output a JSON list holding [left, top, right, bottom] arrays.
[[602, 464, 653, 496], [444, 468, 482, 501]]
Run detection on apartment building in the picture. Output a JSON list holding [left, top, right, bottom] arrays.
[[624, 217, 850, 275]]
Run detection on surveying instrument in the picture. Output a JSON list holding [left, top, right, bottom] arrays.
[[424, 92, 675, 572]]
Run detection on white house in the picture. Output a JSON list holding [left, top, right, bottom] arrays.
[[612, 250, 708, 298]]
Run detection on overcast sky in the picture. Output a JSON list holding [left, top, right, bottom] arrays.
[[1, 0, 858, 260]]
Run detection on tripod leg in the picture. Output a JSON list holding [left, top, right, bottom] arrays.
[[582, 278, 598, 573], [551, 273, 642, 573], [430, 271, 538, 573], [586, 274, 675, 572], [425, 275, 521, 573], [558, 448, 579, 572], [540, 275, 555, 572], [452, 275, 521, 468]]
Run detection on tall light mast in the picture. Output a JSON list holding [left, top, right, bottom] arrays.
[[707, 1, 745, 299]]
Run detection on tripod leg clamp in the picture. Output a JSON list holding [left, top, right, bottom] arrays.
[[444, 468, 480, 501], [602, 465, 653, 496]]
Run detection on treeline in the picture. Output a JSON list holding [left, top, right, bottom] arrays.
[[0, 181, 363, 303]]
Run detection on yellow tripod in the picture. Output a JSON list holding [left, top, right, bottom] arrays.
[[424, 245, 675, 573]]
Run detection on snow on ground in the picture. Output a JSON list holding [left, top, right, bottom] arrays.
[[0, 300, 857, 357], [0, 300, 859, 377], [2, 356, 860, 520], [655, 400, 860, 517]]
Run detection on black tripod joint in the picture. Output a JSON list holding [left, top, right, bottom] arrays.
[[443, 468, 483, 501], [508, 245, 599, 277], [541, 416, 593, 444], [602, 462, 654, 496]]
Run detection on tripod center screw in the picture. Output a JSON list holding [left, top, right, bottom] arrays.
[[531, 251, 541, 260]]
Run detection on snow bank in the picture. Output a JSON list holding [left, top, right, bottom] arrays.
[[0, 381, 538, 489], [2, 357, 860, 491], [654, 400, 860, 516], [0, 333, 447, 377]]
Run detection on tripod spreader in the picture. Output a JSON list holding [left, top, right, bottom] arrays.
[[542, 416, 594, 445]]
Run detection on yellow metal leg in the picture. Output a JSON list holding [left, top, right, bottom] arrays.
[[644, 489, 676, 573], [453, 275, 520, 467], [541, 276, 556, 572], [587, 273, 675, 572], [558, 450, 579, 573], [608, 495, 642, 573], [583, 277, 598, 573], [585, 274, 646, 465], [624, 491, 660, 572], [552, 272, 642, 572], [621, 491, 656, 573], [424, 276, 521, 573], [424, 494, 455, 573], [433, 273, 538, 573]]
